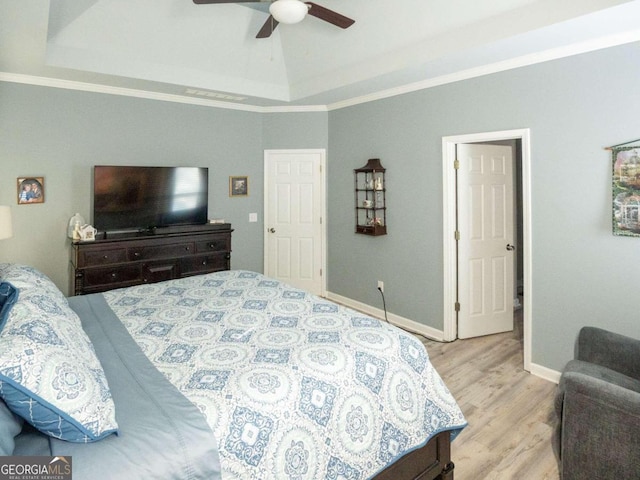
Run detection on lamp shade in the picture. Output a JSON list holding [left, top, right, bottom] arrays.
[[0, 206, 13, 240], [269, 0, 308, 24]]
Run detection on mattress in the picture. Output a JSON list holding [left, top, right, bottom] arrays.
[[100, 270, 466, 479]]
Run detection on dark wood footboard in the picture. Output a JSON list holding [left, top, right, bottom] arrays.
[[372, 431, 454, 480]]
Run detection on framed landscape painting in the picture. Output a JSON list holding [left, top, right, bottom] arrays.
[[229, 176, 248, 197], [612, 146, 640, 236]]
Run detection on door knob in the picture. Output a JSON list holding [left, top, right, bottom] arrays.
[[506, 244, 515, 251], [269, 228, 276, 233]]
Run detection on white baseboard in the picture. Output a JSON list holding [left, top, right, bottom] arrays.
[[325, 291, 446, 341], [325, 291, 562, 384], [529, 362, 561, 384]]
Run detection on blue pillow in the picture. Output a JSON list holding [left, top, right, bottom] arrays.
[[0, 399, 23, 455], [0, 267, 118, 443], [0, 282, 18, 331]]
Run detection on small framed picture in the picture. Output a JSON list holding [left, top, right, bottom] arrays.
[[229, 176, 248, 197], [17, 177, 45, 204]]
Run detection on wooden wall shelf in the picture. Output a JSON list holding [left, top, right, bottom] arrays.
[[354, 159, 387, 236]]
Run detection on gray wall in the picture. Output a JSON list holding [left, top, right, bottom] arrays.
[[0, 85, 330, 295], [327, 41, 640, 371], [0, 84, 263, 293], [1, 42, 639, 372], [262, 112, 329, 149]]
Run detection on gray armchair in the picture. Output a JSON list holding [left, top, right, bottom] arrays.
[[554, 327, 640, 479]]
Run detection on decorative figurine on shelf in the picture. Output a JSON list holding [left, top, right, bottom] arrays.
[[354, 158, 387, 236]]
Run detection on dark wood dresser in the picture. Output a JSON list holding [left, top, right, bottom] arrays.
[[70, 223, 232, 295]]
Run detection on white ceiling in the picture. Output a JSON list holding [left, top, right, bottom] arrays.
[[1, 0, 640, 110]]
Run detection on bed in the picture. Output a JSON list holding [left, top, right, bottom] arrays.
[[0, 264, 466, 479]]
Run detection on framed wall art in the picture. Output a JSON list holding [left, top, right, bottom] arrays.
[[17, 177, 45, 205], [229, 176, 248, 197], [611, 142, 640, 236]]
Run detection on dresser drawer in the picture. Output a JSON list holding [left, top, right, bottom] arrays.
[[195, 235, 230, 253], [180, 253, 229, 275], [82, 265, 142, 288], [129, 242, 195, 261], [142, 262, 178, 283], [79, 248, 128, 267], [70, 224, 232, 295]]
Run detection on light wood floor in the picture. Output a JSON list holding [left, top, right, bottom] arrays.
[[418, 311, 560, 480]]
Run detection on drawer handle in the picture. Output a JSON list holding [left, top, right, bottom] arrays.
[[202, 260, 207, 265], [110, 273, 117, 279], [209, 243, 215, 249], [134, 252, 140, 257], [185, 246, 190, 251], [103, 255, 109, 260]]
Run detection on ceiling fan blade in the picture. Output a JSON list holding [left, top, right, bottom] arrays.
[[256, 15, 279, 38], [193, 0, 258, 4], [305, 2, 354, 29]]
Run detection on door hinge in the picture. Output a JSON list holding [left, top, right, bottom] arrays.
[[454, 159, 460, 170], [320, 217, 323, 224], [455, 302, 460, 312], [320, 268, 323, 277], [454, 230, 460, 241]]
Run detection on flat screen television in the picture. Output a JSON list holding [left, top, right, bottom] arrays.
[[93, 166, 208, 232]]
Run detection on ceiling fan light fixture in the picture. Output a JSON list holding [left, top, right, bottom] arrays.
[[269, 0, 308, 24]]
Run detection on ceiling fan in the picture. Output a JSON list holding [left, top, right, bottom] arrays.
[[193, 0, 355, 38]]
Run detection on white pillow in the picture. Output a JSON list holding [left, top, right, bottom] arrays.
[[0, 264, 118, 442]]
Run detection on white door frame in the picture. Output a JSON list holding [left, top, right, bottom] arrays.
[[442, 129, 532, 371], [263, 148, 328, 296]]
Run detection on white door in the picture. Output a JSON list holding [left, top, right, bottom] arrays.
[[457, 143, 514, 338], [264, 149, 325, 295]]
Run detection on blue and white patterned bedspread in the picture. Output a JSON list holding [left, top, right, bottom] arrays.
[[103, 270, 466, 479]]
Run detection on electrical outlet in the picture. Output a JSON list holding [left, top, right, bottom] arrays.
[[377, 280, 384, 293]]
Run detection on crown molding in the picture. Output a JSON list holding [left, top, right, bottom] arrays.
[[260, 104, 328, 113], [0, 71, 329, 113], [0, 72, 270, 112]]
